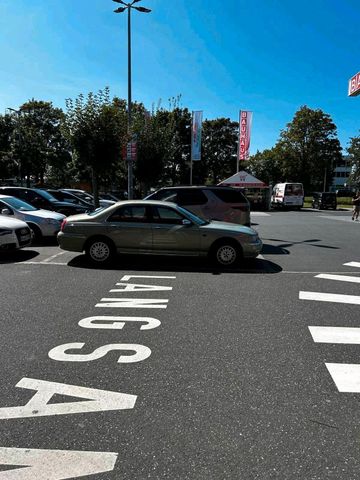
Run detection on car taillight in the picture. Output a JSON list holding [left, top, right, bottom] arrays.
[[60, 219, 67, 231]]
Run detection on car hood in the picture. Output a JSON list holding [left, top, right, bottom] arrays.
[[0, 216, 28, 229], [20, 209, 65, 220], [200, 220, 257, 235]]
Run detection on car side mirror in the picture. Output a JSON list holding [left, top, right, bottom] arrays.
[[1, 208, 12, 216], [182, 219, 192, 226]]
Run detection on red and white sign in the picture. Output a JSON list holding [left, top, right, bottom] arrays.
[[348, 72, 360, 97], [238, 111, 253, 161], [122, 142, 137, 161]]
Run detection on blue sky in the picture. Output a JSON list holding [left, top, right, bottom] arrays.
[[0, 0, 359, 154]]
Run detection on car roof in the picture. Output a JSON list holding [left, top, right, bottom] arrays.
[[154, 185, 236, 190]]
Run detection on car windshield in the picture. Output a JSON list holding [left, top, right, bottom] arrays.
[[34, 189, 57, 202], [88, 206, 107, 216], [177, 205, 209, 225], [2, 196, 38, 211]]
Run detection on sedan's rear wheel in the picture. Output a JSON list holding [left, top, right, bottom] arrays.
[[86, 238, 114, 264], [212, 241, 241, 267]]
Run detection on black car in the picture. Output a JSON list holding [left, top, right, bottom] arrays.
[[46, 189, 95, 211], [312, 192, 337, 210], [0, 187, 88, 216]]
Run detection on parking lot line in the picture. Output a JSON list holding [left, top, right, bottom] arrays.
[[315, 273, 360, 283], [299, 291, 360, 305], [309, 326, 360, 344]]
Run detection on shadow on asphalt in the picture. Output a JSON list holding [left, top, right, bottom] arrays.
[[263, 238, 339, 250], [67, 254, 282, 275], [0, 250, 39, 264]]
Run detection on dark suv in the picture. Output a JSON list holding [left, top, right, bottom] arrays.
[[312, 192, 337, 210], [145, 186, 250, 226], [0, 187, 88, 216]]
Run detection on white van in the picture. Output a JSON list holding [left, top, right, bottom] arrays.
[[271, 183, 304, 209]]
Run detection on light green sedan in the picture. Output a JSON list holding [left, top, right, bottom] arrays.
[[57, 200, 262, 267]]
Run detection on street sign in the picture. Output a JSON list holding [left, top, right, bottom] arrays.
[[122, 142, 137, 161], [348, 71, 360, 97]]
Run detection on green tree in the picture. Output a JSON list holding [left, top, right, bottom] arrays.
[[247, 146, 284, 185], [11, 100, 70, 186], [277, 106, 342, 192], [64, 88, 128, 205], [198, 118, 238, 184], [0, 114, 17, 180], [347, 132, 360, 188]]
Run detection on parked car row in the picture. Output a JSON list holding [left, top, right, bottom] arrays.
[[0, 186, 118, 246]]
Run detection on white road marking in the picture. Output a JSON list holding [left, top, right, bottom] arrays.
[[110, 282, 173, 292], [79, 316, 161, 330], [257, 254, 265, 260], [121, 275, 176, 280], [42, 251, 66, 263], [49, 342, 151, 363], [251, 212, 271, 216], [0, 447, 117, 479], [96, 298, 169, 308], [299, 291, 360, 305], [344, 262, 360, 268], [0, 378, 136, 419], [309, 326, 360, 344], [315, 273, 360, 283], [326, 363, 360, 392], [16, 261, 68, 266]]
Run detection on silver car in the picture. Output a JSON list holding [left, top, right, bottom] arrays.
[[0, 194, 65, 240], [145, 186, 251, 226], [58, 200, 262, 267]]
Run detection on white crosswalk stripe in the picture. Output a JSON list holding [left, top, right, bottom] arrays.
[[309, 326, 360, 344], [299, 291, 360, 305], [325, 363, 360, 393], [344, 262, 360, 268], [315, 273, 360, 283]]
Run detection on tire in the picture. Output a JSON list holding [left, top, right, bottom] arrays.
[[211, 240, 241, 267], [85, 237, 115, 265], [28, 223, 42, 242]]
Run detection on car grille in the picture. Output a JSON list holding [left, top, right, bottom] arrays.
[[15, 227, 32, 246]]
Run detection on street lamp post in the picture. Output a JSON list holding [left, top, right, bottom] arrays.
[[113, 0, 151, 199]]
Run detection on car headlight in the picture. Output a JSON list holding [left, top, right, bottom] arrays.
[[0, 228, 12, 236], [45, 219, 61, 225]]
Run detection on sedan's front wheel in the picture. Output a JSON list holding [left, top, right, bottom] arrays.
[[211, 241, 241, 267], [86, 238, 114, 264]]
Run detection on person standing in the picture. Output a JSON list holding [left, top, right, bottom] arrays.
[[352, 191, 360, 221]]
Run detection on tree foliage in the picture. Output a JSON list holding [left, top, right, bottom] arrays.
[[347, 132, 360, 187], [277, 106, 342, 192]]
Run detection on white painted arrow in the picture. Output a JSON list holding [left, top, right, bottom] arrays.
[[0, 447, 117, 479]]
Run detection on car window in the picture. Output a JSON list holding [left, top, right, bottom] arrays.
[[150, 190, 178, 202], [177, 189, 207, 205], [152, 206, 185, 224], [210, 188, 247, 203], [108, 205, 148, 223], [1, 196, 37, 211], [0, 200, 13, 213]]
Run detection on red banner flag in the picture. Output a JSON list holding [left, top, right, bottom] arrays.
[[238, 111, 253, 162]]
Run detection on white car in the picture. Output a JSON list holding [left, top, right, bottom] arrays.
[[0, 194, 65, 240], [0, 216, 32, 251]]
